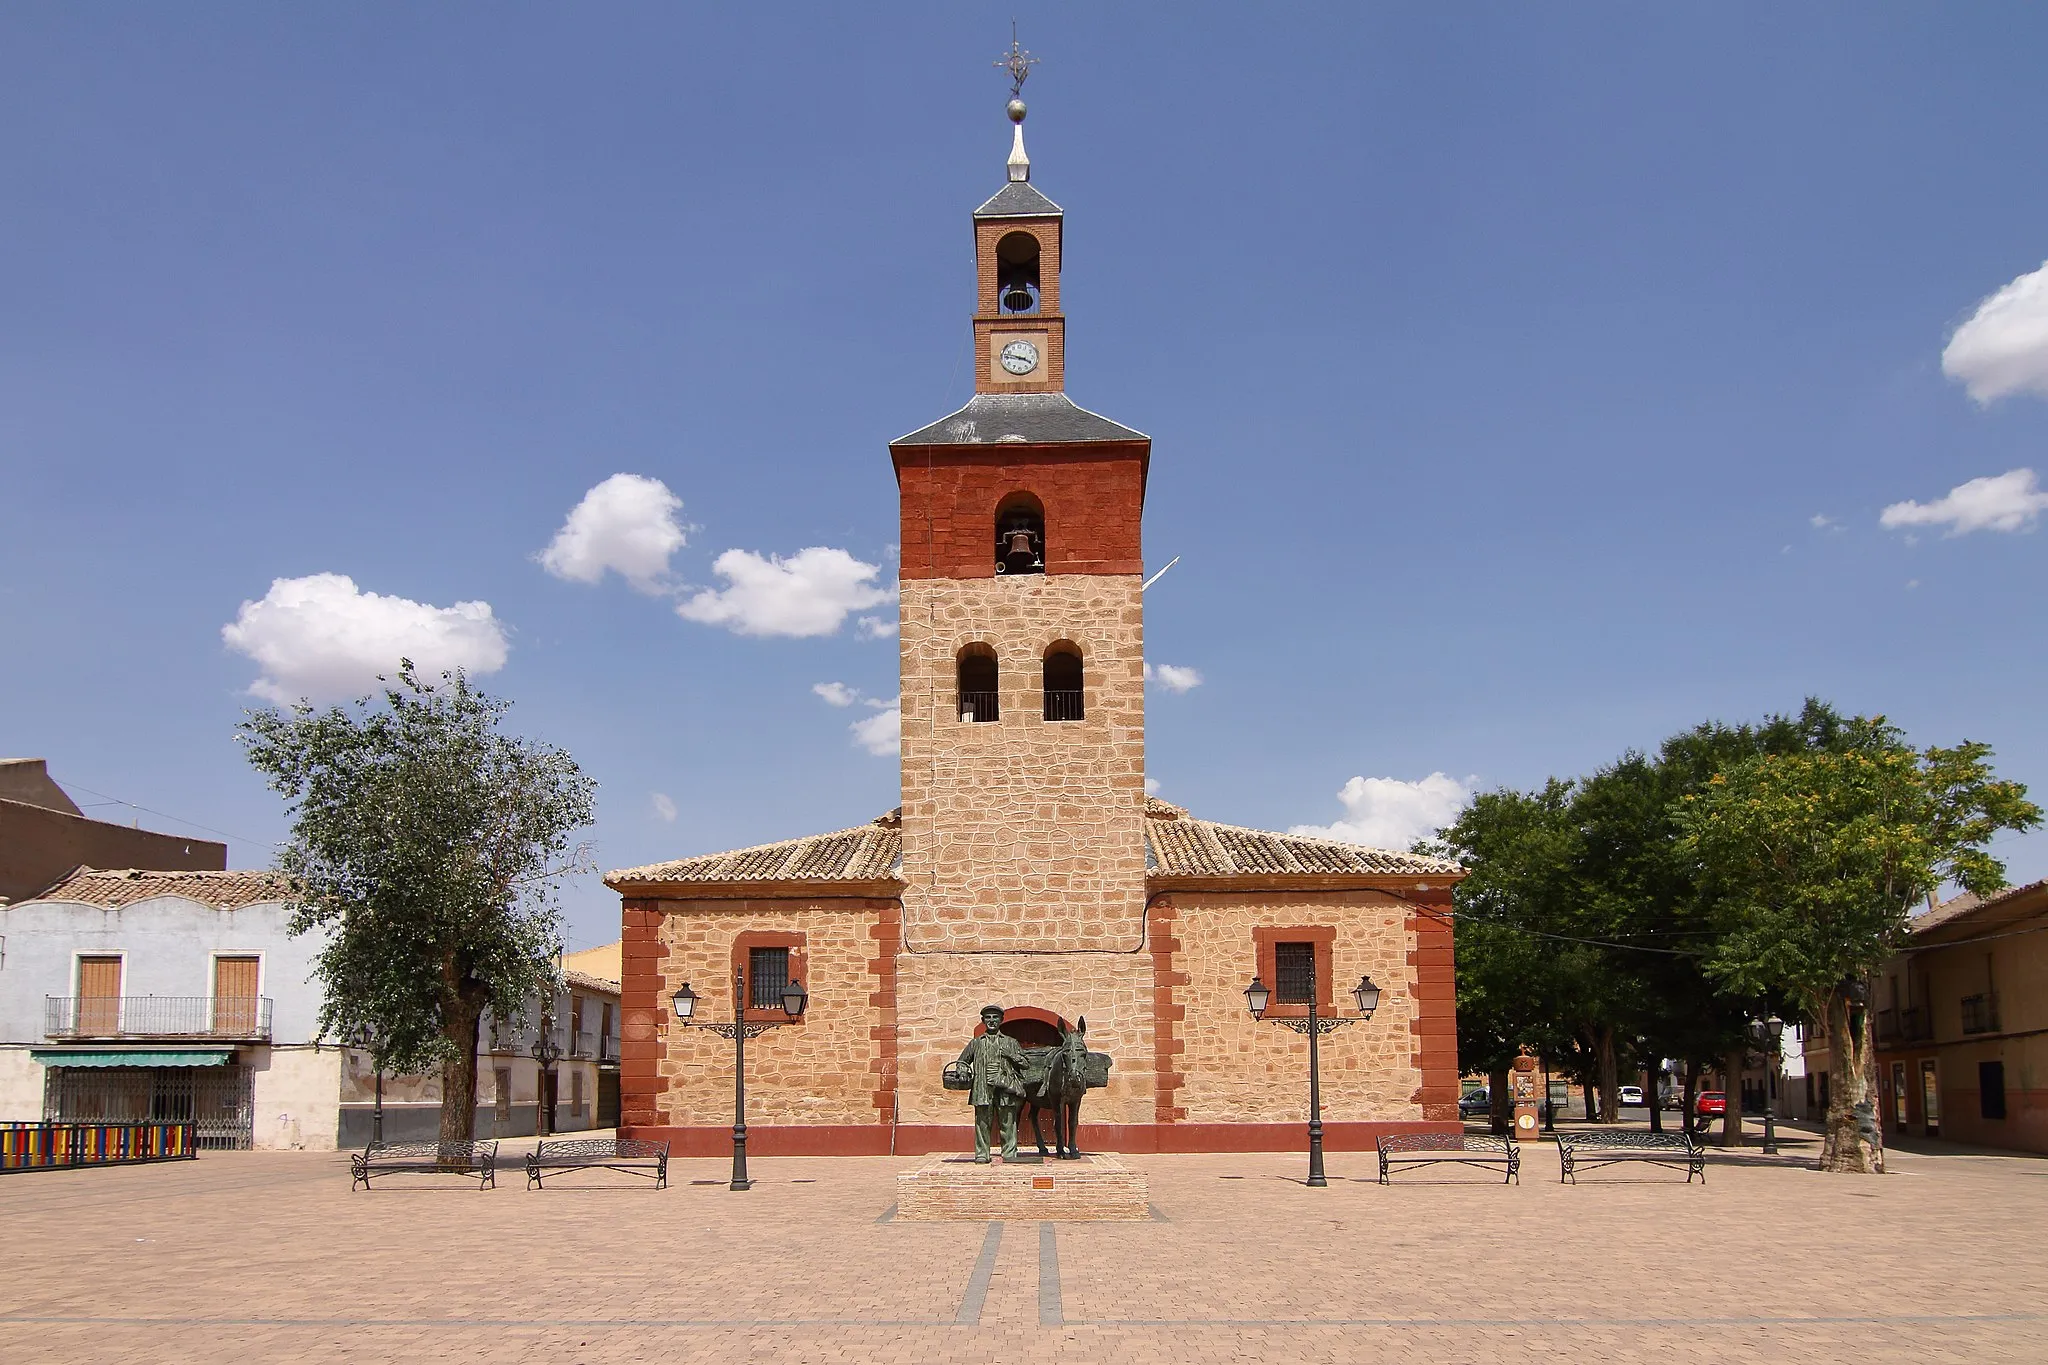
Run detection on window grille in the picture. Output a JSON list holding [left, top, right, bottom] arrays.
[[749, 947, 790, 1010], [1274, 942, 1315, 1004]]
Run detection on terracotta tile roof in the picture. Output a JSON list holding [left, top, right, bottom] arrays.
[[1912, 877, 2048, 938], [30, 867, 291, 910], [603, 812, 904, 889], [1144, 797, 1463, 880], [563, 968, 621, 996]]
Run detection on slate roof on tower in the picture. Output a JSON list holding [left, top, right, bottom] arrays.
[[973, 180, 1063, 218], [891, 392, 1148, 448]]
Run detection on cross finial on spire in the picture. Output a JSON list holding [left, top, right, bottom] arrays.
[[996, 24, 1038, 182], [996, 22, 1038, 100]]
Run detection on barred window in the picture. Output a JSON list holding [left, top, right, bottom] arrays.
[[748, 947, 790, 1010], [1274, 942, 1315, 1004]]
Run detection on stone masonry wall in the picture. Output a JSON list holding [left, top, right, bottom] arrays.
[[643, 898, 891, 1128], [893, 950, 1156, 1127], [1164, 890, 1427, 1124], [898, 574, 1146, 953]]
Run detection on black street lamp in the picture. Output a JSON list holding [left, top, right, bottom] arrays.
[[531, 1030, 563, 1138], [673, 970, 808, 1190], [348, 1023, 384, 1145], [1750, 1015, 1785, 1155], [1244, 962, 1380, 1187]]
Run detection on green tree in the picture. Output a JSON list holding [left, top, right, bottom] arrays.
[[1678, 715, 2039, 1172], [240, 663, 597, 1143]]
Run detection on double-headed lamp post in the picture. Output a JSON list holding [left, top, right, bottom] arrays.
[[672, 971, 808, 1191], [1244, 963, 1382, 1187], [1749, 1015, 1785, 1155]]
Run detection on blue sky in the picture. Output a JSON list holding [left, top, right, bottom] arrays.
[[6, 6, 2047, 950]]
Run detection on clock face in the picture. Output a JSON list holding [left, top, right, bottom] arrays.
[[999, 339, 1040, 375]]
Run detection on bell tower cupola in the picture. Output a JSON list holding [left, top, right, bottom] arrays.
[[972, 94, 1066, 395]]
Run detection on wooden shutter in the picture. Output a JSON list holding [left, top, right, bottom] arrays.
[[213, 957, 260, 1035], [77, 956, 122, 1035]]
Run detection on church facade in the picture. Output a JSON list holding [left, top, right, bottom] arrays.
[[607, 107, 1464, 1155]]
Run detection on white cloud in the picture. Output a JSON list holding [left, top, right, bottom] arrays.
[[812, 681, 859, 707], [856, 614, 898, 641], [537, 474, 686, 593], [676, 547, 891, 638], [1289, 772, 1474, 852], [1809, 514, 1836, 530], [1145, 662, 1203, 693], [651, 792, 677, 822], [1879, 468, 2048, 536], [1943, 260, 2048, 403], [1144, 777, 1162, 796], [850, 699, 901, 756], [222, 573, 509, 704]]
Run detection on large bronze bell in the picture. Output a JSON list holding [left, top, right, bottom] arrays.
[[1001, 282, 1035, 312]]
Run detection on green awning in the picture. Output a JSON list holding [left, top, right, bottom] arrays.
[[30, 1049, 233, 1068]]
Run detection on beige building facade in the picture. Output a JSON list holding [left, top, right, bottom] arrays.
[[608, 107, 1464, 1156]]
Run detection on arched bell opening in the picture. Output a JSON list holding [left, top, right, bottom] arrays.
[[995, 492, 1045, 576], [1042, 644, 1084, 722], [996, 230, 1042, 314], [956, 644, 999, 723]]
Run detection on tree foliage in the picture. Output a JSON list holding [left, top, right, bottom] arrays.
[[1679, 715, 2039, 1170], [239, 663, 596, 1140]]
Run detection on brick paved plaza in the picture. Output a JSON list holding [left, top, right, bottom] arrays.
[[3, 1128, 2044, 1363]]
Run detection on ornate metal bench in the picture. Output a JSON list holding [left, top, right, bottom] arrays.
[[1377, 1131, 1520, 1184], [1555, 1129, 1704, 1184], [350, 1140, 497, 1191], [526, 1137, 669, 1190]]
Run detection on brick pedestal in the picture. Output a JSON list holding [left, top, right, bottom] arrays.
[[895, 1152, 1148, 1221]]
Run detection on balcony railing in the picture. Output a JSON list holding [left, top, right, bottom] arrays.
[[44, 996, 273, 1041], [1043, 689, 1084, 722], [957, 691, 999, 723], [568, 1028, 599, 1059], [1961, 993, 2000, 1035]]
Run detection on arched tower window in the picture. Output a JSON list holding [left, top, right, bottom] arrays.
[[957, 645, 999, 723], [1043, 645, 1084, 722], [996, 231, 1041, 314], [995, 492, 1045, 576]]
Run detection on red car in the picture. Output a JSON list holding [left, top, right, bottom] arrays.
[[1695, 1091, 1727, 1117]]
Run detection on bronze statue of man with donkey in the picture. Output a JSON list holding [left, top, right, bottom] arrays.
[[945, 1007, 1112, 1161]]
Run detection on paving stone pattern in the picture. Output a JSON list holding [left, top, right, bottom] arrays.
[[2, 1135, 2044, 1362]]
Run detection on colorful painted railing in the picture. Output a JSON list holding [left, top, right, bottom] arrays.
[[0, 1121, 199, 1172]]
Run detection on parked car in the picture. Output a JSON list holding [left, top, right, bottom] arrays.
[[1618, 1085, 1645, 1107], [1458, 1090, 1492, 1118], [1696, 1091, 1727, 1118]]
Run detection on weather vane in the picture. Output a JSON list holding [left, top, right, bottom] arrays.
[[996, 22, 1038, 101]]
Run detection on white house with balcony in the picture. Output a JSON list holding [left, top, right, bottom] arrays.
[[1, 868, 620, 1149]]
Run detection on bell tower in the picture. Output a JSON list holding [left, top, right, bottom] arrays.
[[888, 80, 1152, 968]]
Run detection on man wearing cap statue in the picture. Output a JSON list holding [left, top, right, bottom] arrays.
[[956, 1004, 1028, 1162]]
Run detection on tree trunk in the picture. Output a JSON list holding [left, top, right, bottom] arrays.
[[1820, 989, 1884, 1174], [1583, 1079, 1597, 1122], [1682, 1060, 1701, 1136], [438, 993, 484, 1144], [1488, 1064, 1511, 1136], [1647, 1055, 1664, 1134], [1719, 1047, 1744, 1148], [1596, 1028, 1621, 1125]]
